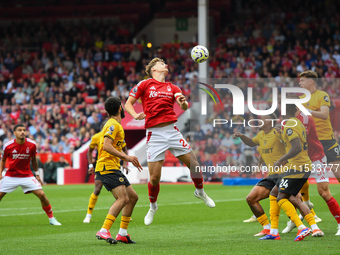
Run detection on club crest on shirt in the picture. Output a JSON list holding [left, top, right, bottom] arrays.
[[167, 85, 171, 91], [286, 128, 293, 136], [109, 126, 115, 132], [26, 147, 29, 154]]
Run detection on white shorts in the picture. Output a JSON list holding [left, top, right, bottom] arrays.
[[309, 156, 329, 183], [146, 123, 192, 162], [0, 176, 42, 194]]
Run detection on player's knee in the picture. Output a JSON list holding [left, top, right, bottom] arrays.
[[119, 195, 129, 206], [150, 176, 160, 185], [246, 194, 255, 205], [318, 188, 331, 201], [129, 193, 139, 204], [94, 188, 101, 196]]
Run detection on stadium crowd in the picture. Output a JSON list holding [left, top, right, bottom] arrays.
[[1, 2, 340, 175]]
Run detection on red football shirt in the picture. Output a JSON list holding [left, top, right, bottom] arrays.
[[297, 112, 325, 162], [129, 78, 182, 128], [2, 138, 37, 177]]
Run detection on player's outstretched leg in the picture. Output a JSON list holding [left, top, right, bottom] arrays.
[[84, 180, 103, 223], [32, 189, 61, 225], [178, 152, 215, 208], [259, 195, 281, 240], [144, 161, 162, 225], [300, 181, 322, 223], [116, 186, 138, 243]]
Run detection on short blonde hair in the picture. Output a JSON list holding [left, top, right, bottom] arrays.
[[145, 58, 164, 78], [298, 70, 318, 79]]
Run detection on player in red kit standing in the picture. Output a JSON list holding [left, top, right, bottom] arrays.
[[0, 124, 61, 225], [125, 58, 215, 226], [282, 108, 340, 235]]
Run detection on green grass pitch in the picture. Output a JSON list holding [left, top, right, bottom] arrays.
[[0, 183, 339, 255]]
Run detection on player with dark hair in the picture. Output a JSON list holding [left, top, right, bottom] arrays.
[[83, 119, 130, 223], [0, 124, 61, 225], [95, 97, 143, 245], [125, 58, 215, 226], [272, 103, 323, 241]]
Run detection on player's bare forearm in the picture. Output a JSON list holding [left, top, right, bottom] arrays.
[[277, 139, 301, 164], [125, 97, 138, 117], [234, 133, 257, 147], [310, 106, 329, 120], [122, 146, 128, 155], [31, 156, 38, 172], [87, 147, 94, 164], [0, 158, 5, 178], [103, 138, 128, 161]]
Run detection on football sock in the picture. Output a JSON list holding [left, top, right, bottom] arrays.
[[42, 204, 53, 218], [270, 229, 279, 235], [87, 193, 98, 215], [326, 197, 340, 224], [118, 216, 131, 236], [310, 208, 316, 217], [196, 188, 205, 196], [269, 195, 280, 230], [150, 202, 158, 210], [278, 199, 303, 228], [304, 213, 317, 229], [148, 182, 160, 203], [257, 214, 270, 229], [300, 181, 310, 201], [190, 171, 204, 189], [101, 214, 116, 231]]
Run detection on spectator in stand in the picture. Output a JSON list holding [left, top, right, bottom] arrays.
[[204, 138, 217, 154], [44, 154, 57, 183], [193, 124, 205, 141], [201, 119, 213, 135], [56, 155, 70, 169]]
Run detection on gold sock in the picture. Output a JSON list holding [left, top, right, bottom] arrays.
[[101, 214, 116, 230], [257, 213, 270, 226], [300, 181, 310, 201], [269, 195, 280, 229], [87, 193, 98, 215], [310, 208, 316, 217], [304, 213, 316, 226], [120, 216, 131, 230], [278, 198, 303, 228]]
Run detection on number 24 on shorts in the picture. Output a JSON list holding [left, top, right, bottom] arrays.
[[279, 179, 288, 189], [179, 139, 190, 149]]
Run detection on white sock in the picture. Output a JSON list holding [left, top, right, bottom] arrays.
[[118, 228, 127, 236], [196, 188, 204, 196], [100, 228, 108, 232], [49, 217, 54, 221], [310, 224, 318, 231], [299, 214, 304, 221], [86, 214, 92, 218], [338, 223, 340, 229], [263, 224, 271, 230], [150, 202, 158, 210], [270, 229, 278, 235], [298, 224, 306, 230]]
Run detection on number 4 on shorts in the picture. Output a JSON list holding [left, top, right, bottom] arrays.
[[280, 179, 288, 189]]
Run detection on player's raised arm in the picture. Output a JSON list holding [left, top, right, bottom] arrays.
[[125, 97, 146, 120], [175, 94, 188, 111], [103, 137, 143, 171], [233, 132, 257, 147], [309, 105, 329, 120]]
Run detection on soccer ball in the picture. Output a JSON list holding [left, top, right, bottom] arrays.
[[191, 45, 209, 63]]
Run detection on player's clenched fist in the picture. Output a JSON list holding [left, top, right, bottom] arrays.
[[133, 112, 146, 120]]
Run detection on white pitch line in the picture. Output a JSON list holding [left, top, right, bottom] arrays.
[[0, 198, 244, 217]]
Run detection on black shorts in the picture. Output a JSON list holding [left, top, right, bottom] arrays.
[[276, 170, 310, 196], [256, 174, 281, 190], [320, 139, 340, 163], [96, 170, 131, 191], [94, 172, 101, 181]]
